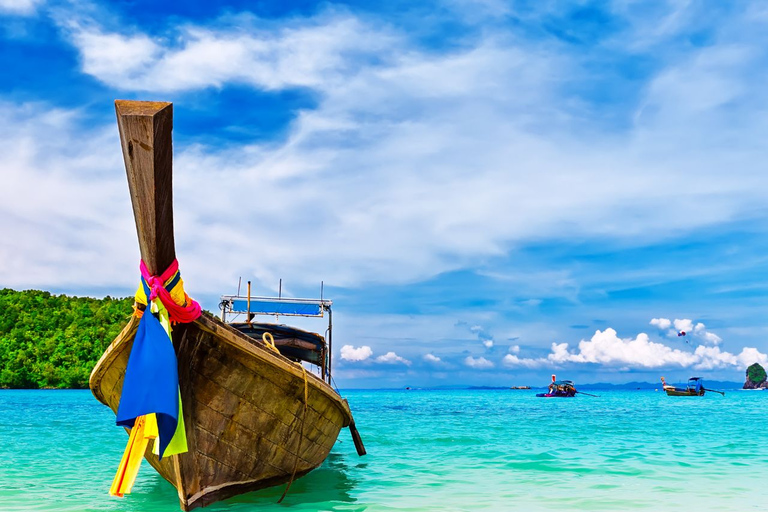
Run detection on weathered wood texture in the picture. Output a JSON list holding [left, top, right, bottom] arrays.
[[115, 100, 176, 275], [90, 312, 352, 510]]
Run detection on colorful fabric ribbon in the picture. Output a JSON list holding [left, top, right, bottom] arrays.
[[110, 259, 201, 497], [137, 259, 201, 323]]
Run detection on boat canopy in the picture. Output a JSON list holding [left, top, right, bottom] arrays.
[[231, 322, 326, 367], [222, 295, 331, 318], [219, 294, 334, 383]]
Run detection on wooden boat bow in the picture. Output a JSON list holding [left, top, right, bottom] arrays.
[[90, 100, 361, 511]]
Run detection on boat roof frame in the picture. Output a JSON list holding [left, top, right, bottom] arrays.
[[220, 294, 332, 318], [219, 294, 335, 385]]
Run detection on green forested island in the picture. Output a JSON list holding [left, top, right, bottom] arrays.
[[0, 288, 132, 388]]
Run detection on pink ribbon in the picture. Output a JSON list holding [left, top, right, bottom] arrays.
[[140, 259, 202, 323]]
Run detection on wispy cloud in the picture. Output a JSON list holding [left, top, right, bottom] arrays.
[[0, 0, 43, 16], [501, 353, 541, 369], [0, 101, 136, 292], [0, 4, 757, 295], [375, 351, 411, 366], [41, 5, 766, 294], [457, 321, 495, 348], [464, 356, 494, 369], [650, 318, 722, 344], [63, 15, 398, 92]]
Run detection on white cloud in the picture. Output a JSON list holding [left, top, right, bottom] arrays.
[[464, 356, 494, 369], [549, 330, 695, 367], [71, 28, 160, 81], [0, 6, 755, 297], [540, 328, 766, 370], [502, 354, 542, 369], [64, 16, 397, 93], [701, 331, 723, 345], [465, 323, 495, 348], [650, 318, 722, 344], [423, 353, 442, 364], [375, 351, 411, 366], [509, 345, 520, 354], [0, 0, 42, 15], [340, 345, 372, 362], [0, 102, 137, 291]]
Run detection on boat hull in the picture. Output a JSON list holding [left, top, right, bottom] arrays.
[[664, 387, 705, 396], [90, 312, 352, 510]]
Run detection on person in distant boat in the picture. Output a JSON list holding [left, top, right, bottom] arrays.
[[548, 374, 556, 394]]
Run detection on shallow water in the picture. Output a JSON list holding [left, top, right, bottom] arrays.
[[0, 389, 765, 511]]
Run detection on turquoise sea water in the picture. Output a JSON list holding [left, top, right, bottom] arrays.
[[1, 388, 766, 511]]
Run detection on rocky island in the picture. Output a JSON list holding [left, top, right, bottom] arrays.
[[743, 362, 768, 389]]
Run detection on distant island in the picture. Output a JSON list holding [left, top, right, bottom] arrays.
[[744, 363, 768, 389], [0, 289, 132, 388]]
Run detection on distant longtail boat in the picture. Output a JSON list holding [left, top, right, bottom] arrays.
[[89, 101, 365, 511], [660, 377, 724, 396], [536, 374, 577, 397]]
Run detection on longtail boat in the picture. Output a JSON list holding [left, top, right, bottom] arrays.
[[536, 375, 577, 397], [536, 381, 577, 397], [660, 376, 724, 396], [89, 100, 365, 511]]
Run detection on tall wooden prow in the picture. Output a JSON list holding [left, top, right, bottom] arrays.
[[115, 100, 176, 275], [113, 100, 189, 506]]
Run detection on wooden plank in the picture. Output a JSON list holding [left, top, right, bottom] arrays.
[[114, 100, 175, 275]]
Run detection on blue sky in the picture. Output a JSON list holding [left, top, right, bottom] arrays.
[[3, 0, 768, 387]]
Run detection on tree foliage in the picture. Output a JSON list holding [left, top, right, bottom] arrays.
[[0, 288, 133, 389], [747, 362, 767, 385]]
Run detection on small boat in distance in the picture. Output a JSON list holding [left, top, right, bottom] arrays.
[[510, 386, 531, 390], [536, 375, 577, 397], [660, 376, 724, 396]]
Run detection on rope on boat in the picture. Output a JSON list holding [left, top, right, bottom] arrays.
[[262, 332, 279, 354], [261, 331, 309, 503]]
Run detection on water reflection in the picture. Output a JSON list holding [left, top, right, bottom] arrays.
[[206, 451, 360, 511]]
